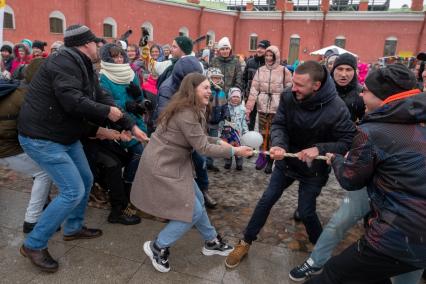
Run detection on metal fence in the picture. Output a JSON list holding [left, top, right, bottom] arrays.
[[205, 0, 389, 11]]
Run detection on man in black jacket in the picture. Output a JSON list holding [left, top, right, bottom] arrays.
[[307, 64, 426, 284], [225, 61, 355, 268], [17, 24, 147, 273], [242, 39, 270, 130]]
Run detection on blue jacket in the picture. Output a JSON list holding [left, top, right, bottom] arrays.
[[332, 90, 426, 268], [154, 56, 203, 119], [100, 74, 147, 148]]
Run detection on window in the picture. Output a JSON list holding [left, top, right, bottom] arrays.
[[141, 21, 154, 42], [206, 30, 215, 47], [383, 36, 397, 56], [249, 33, 258, 51], [3, 5, 14, 29], [179, 27, 189, 37], [288, 34, 300, 65], [335, 36, 346, 48], [103, 17, 117, 38], [49, 11, 66, 34]]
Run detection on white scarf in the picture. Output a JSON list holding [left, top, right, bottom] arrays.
[[99, 61, 135, 84]]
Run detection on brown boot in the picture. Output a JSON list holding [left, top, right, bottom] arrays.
[[224, 239, 250, 268], [63, 226, 103, 241], [20, 245, 59, 273]]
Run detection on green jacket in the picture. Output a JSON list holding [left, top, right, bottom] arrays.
[[210, 55, 242, 95], [0, 86, 26, 158]]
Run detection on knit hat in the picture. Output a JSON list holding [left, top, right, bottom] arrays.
[[118, 40, 127, 50], [64, 24, 100, 47], [174, 36, 193, 55], [162, 44, 170, 50], [21, 39, 33, 49], [218, 37, 231, 50], [206, 67, 223, 79], [257, 40, 271, 49], [0, 45, 12, 54], [229, 87, 242, 98], [32, 40, 47, 51], [332, 53, 357, 71], [365, 64, 417, 101]]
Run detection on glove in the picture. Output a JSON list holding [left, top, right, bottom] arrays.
[[125, 101, 145, 116], [126, 82, 142, 99]]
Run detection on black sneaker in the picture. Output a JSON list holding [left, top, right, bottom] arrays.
[[289, 258, 323, 282], [108, 205, 141, 225], [224, 163, 231, 170], [236, 165, 243, 171], [143, 241, 170, 273], [202, 235, 234, 256]]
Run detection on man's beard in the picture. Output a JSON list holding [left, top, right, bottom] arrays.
[[295, 91, 314, 101]]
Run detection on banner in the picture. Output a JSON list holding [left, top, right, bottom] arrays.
[[0, 0, 5, 46]]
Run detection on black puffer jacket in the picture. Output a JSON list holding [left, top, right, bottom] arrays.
[[18, 47, 134, 144], [271, 69, 356, 185], [332, 90, 426, 268], [242, 55, 265, 97]]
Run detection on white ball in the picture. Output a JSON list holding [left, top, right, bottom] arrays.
[[241, 131, 263, 148]]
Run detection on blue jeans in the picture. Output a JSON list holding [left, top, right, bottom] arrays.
[[0, 152, 53, 223], [156, 181, 217, 248], [310, 188, 424, 284], [206, 128, 219, 167], [192, 151, 209, 192], [244, 165, 323, 244], [123, 142, 143, 184], [19, 136, 93, 250]]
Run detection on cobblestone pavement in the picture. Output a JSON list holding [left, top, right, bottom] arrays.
[[0, 155, 364, 255]]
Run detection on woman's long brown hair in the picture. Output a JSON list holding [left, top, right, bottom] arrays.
[[157, 72, 208, 129]]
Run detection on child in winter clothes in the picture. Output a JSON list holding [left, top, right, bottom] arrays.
[[223, 88, 248, 170], [206, 67, 229, 171]]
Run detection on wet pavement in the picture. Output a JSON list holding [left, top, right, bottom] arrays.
[[0, 156, 367, 283]]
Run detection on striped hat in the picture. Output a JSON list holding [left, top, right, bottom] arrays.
[[64, 24, 100, 47]]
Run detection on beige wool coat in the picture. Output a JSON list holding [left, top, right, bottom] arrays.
[[130, 108, 232, 223]]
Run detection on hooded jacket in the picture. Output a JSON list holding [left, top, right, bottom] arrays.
[[210, 54, 242, 94], [271, 68, 356, 185], [10, 44, 31, 77], [18, 47, 134, 144], [331, 90, 426, 268], [155, 56, 203, 118], [246, 46, 292, 115]]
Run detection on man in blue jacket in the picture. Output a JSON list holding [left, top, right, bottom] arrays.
[[307, 64, 426, 283]]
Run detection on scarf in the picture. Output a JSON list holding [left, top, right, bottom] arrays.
[[100, 61, 135, 84]]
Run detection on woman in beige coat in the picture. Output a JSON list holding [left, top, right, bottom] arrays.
[[131, 73, 252, 273], [245, 45, 292, 174]]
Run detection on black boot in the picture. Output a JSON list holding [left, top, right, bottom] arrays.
[[202, 190, 217, 209], [264, 157, 274, 174], [293, 209, 302, 222]]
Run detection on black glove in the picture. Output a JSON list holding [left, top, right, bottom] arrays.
[[125, 101, 145, 116], [126, 82, 142, 99]]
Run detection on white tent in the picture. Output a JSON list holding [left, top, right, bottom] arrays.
[[310, 45, 357, 57]]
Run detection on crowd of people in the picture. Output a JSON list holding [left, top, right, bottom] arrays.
[[0, 23, 425, 283]]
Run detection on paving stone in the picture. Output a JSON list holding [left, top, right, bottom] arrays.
[[29, 246, 141, 283]]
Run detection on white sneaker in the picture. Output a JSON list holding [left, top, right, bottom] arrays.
[[143, 241, 171, 273]]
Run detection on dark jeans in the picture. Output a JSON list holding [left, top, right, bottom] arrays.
[[244, 166, 323, 244], [306, 238, 419, 284], [192, 151, 209, 192], [248, 103, 257, 131], [206, 128, 219, 167], [84, 141, 128, 214], [123, 143, 143, 184]]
